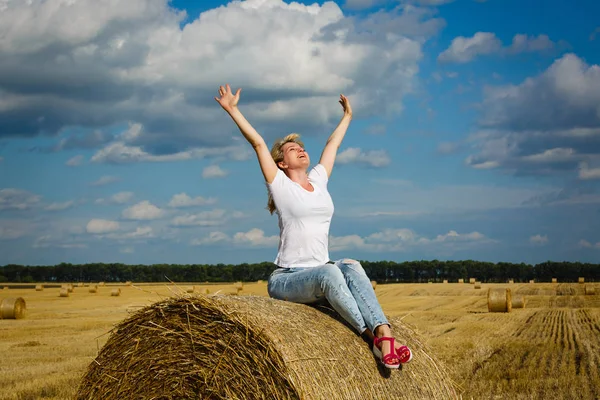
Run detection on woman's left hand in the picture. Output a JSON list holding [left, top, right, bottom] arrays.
[[339, 94, 352, 117]]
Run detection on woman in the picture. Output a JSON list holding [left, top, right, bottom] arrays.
[[215, 84, 412, 369]]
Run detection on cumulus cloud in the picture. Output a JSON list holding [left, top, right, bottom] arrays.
[[578, 239, 600, 249], [438, 32, 555, 63], [0, 0, 437, 161], [329, 228, 492, 252], [202, 165, 228, 179], [0, 224, 25, 240], [529, 234, 548, 245], [191, 228, 278, 248], [86, 219, 120, 234], [66, 155, 84, 166], [106, 226, 153, 240], [0, 188, 41, 210], [168, 193, 217, 208], [336, 147, 391, 167], [465, 54, 600, 178], [95, 191, 135, 205], [90, 175, 119, 186], [122, 200, 164, 220], [44, 200, 75, 211], [171, 209, 228, 227]]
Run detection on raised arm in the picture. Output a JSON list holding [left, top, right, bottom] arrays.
[[215, 84, 278, 183], [319, 94, 353, 178]]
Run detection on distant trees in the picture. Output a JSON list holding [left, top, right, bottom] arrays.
[[0, 260, 598, 283]]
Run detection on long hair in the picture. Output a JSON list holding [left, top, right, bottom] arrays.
[[267, 133, 305, 214]]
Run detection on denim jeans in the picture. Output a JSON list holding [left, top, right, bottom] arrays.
[[267, 259, 390, 335]]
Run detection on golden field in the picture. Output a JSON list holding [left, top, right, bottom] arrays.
[[1, 281, 599, 400]]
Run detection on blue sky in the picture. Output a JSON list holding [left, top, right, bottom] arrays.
[[1, 0, 599, 266]]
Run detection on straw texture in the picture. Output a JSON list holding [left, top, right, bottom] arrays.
[[0, 297, 26, 319], [110, 289, 121, 297], [512, 295, 526, 308], [578, 277, 584, 284], [584, 285, 596, 295], [59, 288, 69, 297], [474, 282, 481, 289], [458, 279, 464, 284], [487, 288, 512, 313], [76, 295, 457, 400]]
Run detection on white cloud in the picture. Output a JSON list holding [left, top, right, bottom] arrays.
[[95, 191, 135, 205], [529, 234, 548, 245], [336, 147, 391, 167], [578, 239, 600, 249], [438, 32, 555, 63], [0, 225, 25, 240], [168, 193, 217, 208], [86, 219, 120, 234], [66, 155, 84, 166], [202, 165, 228, 179], [122, 200, 164, 220], [33, 235, 88, 249], [91, 175, 119, 186], [578, 162, 600, 180], [44, 200, 75, 211], [0, 188, 41, 210], [329, 228, 492, 252], [191, 228, 278, 248], [106, 226, 153, 240], [171, 209, 227, 227]]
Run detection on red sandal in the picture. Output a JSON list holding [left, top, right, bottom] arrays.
[[373, 336, 401, 369]]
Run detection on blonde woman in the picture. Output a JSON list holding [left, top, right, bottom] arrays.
[[215, 84, 411, 369]]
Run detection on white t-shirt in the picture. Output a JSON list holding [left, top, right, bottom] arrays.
[[267, 164, 334, 268]]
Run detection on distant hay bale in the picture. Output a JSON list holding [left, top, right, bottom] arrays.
[[443, 279, 448, 284], [99, 282, 105, 286], [428, 281, 433, 284], [76, 295, 458, 400], [512, 295, 526, 308], [474, 282, 482, 289], [585, 285, 596, 295], [370, 280, 377, 290], [202, 288, 210, 295], [578, 277, 585, 284], [508, 279, 514, 284], [186, 286, 195, 294], [234, 281, 243, 290], [89, 286, 98, 294], [125, 281, 132, 286], [552, 278, 557, 283], [111, 289, 121, 297], [59, 288, 69, 297], [0, 297, 26, 319], [35, 285, 43, 291], [458, 279, 464, 284], [78, 283, 84, 287], [487, 288, 512, 313], [67, 284, 74, 293], [469, 278, 476, 284], [529, 280, 535, 284], [257, 280, 263, 284]]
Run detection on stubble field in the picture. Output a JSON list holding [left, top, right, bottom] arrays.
[[1, 281, 599, 399]]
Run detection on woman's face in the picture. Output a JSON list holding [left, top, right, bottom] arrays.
[[279, 142, 310, 170]]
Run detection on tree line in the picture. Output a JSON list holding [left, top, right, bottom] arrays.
[[1, 260, 598, 283]]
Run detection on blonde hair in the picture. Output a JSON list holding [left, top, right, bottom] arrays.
[[267, 133, 305, 214]]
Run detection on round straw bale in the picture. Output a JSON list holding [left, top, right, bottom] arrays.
[[99, 282, 105, 286], [443, 280, 448, 284], [111, 289, 121, 297], [551, 278, 557, 284], [529, 280, 535, 284], [469, 278, 476, 284], [202, 288, 210, 295], [512, 295, 526, 308], [578, 277, 585, 284], [584, 285, 596, 295], [35, 285, 43, 291], [89, 286, 98, 294], [125, 281, 132, 286], [458, 279, 464, 284], [186, 286, 195, 293], [474, 282, 481, 289], [370, 280, 377, 290], [76, 295, 458, 400], [78, 283, 84, 287], [0, 297, 26, 319], [234, 281, 243, 290], [67, 284, 74, 293], [508, 279, 514, 284], [487, 288, 512, 313], [59, 288, 69, 297]]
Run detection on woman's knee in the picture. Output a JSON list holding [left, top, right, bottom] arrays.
[[339, 258, 367, 275], [318, 264, 346, 287]]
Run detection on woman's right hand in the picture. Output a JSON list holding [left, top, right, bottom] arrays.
[[215, 84, 241, 112]]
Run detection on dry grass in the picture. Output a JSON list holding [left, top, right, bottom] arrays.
[[0, 281, 599, 399]]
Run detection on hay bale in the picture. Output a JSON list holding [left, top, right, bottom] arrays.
[[370, 280, 377, 290], [202, 288, 210, 295], [186, 286, 195, 294], [78, 283, 84, 287], [551, 278, 557, 284], [487, 288, 512, 313], [89, 286, 98, 294], [67, 284, 74, 293], [585, 285, 596, 295], [234, 281, 243, 290], [59, 288, 69, 297], [0, 297, 26, 319], [508, 279, 514, 284], [35, 285, 43, 291], [257, 280, 263, 284], [469, 278, 476, 284], [512, 295, 526, 308], [578, 277, 585, 284], [76, 295, 458, 400], [458, 279, 464, 284], [474, 282, 482, 289], [529, 280, 535, 284], [111, 289, 121, 297], [99, 282, 105, 286], [442, 280, 448, 284]]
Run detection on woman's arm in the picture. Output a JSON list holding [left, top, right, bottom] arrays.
[[215, 84, 278, 183], [319, 94, 353, 178]]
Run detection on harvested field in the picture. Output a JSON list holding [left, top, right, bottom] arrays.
[[0, 281, 598, 399]]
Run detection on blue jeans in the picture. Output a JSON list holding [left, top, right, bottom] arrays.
[[267, 259, 390, 335]]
